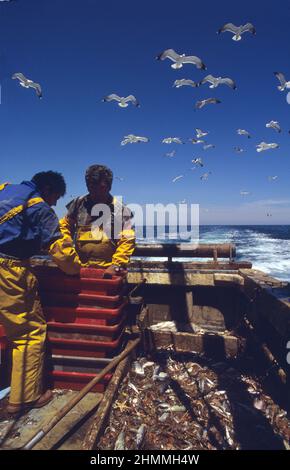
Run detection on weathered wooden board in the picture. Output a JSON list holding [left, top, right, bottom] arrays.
[[145, 329, 244, 358], [82, 356, 131, 450], [240, 269, 290, 337], [0, 391, 103, 450]]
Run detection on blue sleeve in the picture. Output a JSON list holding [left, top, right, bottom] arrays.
[[34, 204, 62, 249]]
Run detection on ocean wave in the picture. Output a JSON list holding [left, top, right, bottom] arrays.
[[135, 225, 290, 281]]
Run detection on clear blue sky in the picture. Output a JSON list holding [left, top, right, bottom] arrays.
[[0, 0, 290, 224]]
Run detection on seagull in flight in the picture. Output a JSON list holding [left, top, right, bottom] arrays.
[[266, 120, 281, 133], [196, 98, 221, 109], [240, 191, 251, 196], [256, 142, 279, 152], [237, 129, 251, 138], [172, 175, 184, 183], [234, 147, 245, 153], [102, 94, 140, 108], [188, 138, 204, 144], [156, 49, 206, 70], [200, 75, 236, 89], [192, 158, 204, 167], [162, 137, 183, 144], [12, 73, 42, 98], [200, 172, 211, 181], [173, 79, 199, 88], [217, 23, 256, 41], [196, 128, 208, 139], [268, 175, 278, 181], [164, 150, 176, 158], [121, 134, 149, 145], [115, 176, 124, 182], [203, 144, 215, 150], [274, 72, 290, 91]]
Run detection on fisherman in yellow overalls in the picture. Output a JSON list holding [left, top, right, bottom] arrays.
[[0, 172, 81, 415], [59, 164, 135, 277]]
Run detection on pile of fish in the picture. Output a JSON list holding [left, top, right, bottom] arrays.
[[97, 352, 290, 450]]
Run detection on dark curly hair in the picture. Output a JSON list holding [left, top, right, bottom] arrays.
[[31, 171, 66, 196], [85, 164, 113, 189]]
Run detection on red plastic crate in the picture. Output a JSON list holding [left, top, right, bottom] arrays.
[[44, 301, 127, 326], [37, 269, 125, 296], [48, 332, 126, 358], [49, 370, 112, 392], [47, 315, 127, 342], [40, 292, 122, 309], [0, 323, 10, 390], [0, 324, 7, 349]]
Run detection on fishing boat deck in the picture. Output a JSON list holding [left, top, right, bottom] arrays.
[[0, 390, 103, 450], [0, 243, 289, 450]]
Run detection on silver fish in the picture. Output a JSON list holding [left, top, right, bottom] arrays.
[[170, 405, 187, 412], [114, 430, 126, 450], [132, 361, 145, 376], [136, 424, 146, 449], [128, 382, 139, 394], [225, 425, 234, 446], [159, 412, 170, 422]]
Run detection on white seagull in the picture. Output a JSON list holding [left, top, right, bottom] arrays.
[[102, 94, 140, 108], [203, 144, 215, 150], [172, 175, 184, 183], [196, 128, 209, 139], [234, 147, 245, 153], [196, 98, 221, 109], [218, 23, 256, 41], [162, 137, 183, 144], [156, 49, 206, 70], [121, 134, 149, 146], [200, 75, 236, 89], [188, 138, 204, 144], [266, 120, 281, 133], [274, 72, 290, 91], [268, 175, 278, 181], [192, 158, 204, 167], [200, 172, 211, 181], [173, 79, 199, 88], [164, 150, 176, 158], [12, 73, 42, 98], [237, 129, 251, 138], [256, 142, 279, 152], [240, 191, 251, 196]]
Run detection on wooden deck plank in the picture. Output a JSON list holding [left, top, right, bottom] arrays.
[[0, 391, 103, 450], [82, 356, 131, 450]]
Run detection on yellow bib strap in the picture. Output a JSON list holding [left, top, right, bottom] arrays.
[[0, 182, 10, 191], [0, 197, 44, 226]]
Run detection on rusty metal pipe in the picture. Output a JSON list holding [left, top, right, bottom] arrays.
[[133, 243, 236, 259]]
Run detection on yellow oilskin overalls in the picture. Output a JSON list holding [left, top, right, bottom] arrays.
[[58, 196, 135, 268], [0, 181, 80, 405], [0, 258, 46, 404]]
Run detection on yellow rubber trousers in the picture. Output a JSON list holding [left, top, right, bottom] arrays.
[[0, 258, 46, 404]]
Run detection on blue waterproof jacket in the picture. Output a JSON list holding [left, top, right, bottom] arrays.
[[0, 180, 61, 259]]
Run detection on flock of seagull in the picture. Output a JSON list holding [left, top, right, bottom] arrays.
[[98, 23, 287, 194], [3, 9, 288, 204]]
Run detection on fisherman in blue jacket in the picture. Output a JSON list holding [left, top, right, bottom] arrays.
[[0, 171, 80, 415]]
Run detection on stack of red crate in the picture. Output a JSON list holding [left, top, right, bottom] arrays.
[[37, 267, 128, 392], [0, 323, 9, 390]]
